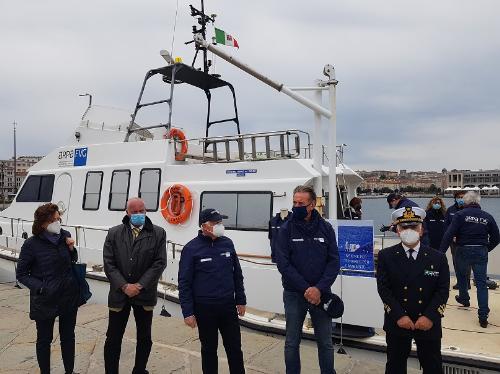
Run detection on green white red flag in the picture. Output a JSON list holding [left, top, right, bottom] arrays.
[[214, 28, 239, 48]]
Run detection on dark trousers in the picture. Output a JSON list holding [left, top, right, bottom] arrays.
[[194, 302, 245, 374], [385, 334, 442, 374], [104, 303, 153, 374], [451, 243, 471, 285], [35, 309, 78, 374]]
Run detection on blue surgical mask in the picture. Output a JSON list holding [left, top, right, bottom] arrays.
[[292, 206, 308, 221], [130, 213, 146, 226], [432, 203, 441, 210], [456, 198, 465, 207]]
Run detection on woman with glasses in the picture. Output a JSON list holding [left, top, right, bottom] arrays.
[[16, 203, 80, 374], [424, 196, 447, 251]]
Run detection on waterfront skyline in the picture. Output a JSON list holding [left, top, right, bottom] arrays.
[[1, 0, 500, 170]]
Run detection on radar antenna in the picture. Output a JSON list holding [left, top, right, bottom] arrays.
[[185, 1, 216, 74]]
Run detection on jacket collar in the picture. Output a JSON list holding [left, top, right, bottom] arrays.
[[122, 214, 154, 231]]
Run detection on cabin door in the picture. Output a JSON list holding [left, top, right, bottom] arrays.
[[53, 173, 72, 224]]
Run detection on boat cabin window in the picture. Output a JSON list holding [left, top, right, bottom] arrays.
[[109, 170, 131, 211], [200, 191, 272, 231], [16, 174, 55, 202], [139, 168, 161, 212], [83, 171, 103, 210]]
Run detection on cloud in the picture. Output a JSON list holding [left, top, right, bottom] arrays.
[[1, 0, 499, 171]]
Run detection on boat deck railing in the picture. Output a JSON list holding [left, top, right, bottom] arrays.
[[174, 129, 312, 163]]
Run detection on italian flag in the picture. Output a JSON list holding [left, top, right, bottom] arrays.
[[214, 28, 239, 48]]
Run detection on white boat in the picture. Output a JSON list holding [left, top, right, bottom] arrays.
[[1, 3, 499, 372]]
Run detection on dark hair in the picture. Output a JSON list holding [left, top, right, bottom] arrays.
[[349, 197, 362, 208], [32, 203, 59, 236], [293, 185, 317, 203]]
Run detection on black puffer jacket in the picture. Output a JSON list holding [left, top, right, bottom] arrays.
[[16, 229, 79, 320], [103, 215, 167, 309]]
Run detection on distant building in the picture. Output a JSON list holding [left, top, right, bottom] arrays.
[[445, 169, 500, 189], [0, 156, 43, 200]]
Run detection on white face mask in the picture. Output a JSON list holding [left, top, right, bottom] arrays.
[[212, 223, 225, 238], [46, 221, 61, 234], [399, 229, 420, 246]]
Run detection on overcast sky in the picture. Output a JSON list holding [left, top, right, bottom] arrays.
[[1, 0, 500, 171]]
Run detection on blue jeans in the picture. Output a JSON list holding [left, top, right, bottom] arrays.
[[456, 246, 490, 320], [283, 290, 336, 374]]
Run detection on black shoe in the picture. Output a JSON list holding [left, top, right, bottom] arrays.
[[486, 279, 498, 290], [479, 319, 488, 328], [452, 284, 459, 290], [455, 295, 470, 307]]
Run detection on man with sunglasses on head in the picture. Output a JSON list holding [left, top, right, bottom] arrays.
[[377, 206, 449, 373], [275, 185, 340, 374]]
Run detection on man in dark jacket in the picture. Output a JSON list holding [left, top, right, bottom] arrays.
[[377, 206, 449, 373], [444, 190, 471, 289], [275, 185, 340, 374], [103, 197, 167, 374], [178, 208, 246, 374], [268, 209, 292, 262], [440, 192, 499, 328]]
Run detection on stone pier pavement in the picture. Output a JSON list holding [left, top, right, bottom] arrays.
[[0, 284, 407, 374]]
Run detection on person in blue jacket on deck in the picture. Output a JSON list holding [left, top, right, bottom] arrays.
[[178, 208, 246, 374], [444, 190, 471, 289], [424, 196, 447, 250], [275, 185, 340, 374], [439, 191, 500, 328]]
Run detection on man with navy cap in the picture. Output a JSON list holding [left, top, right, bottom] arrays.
[[377, 206, 450, 373], [178, 208, 246, 374]]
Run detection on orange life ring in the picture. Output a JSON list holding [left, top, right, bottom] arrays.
[[160, 184, 193, 224], [168, 128, 188, 161]]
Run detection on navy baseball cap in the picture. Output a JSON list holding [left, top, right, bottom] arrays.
[[199, 208, 228, 224]]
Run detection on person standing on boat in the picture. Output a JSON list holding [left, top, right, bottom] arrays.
[[275, 185, 340, 374], [343, 197, 362, 220], [444, 190, 471, 290], [178, 208, 246, 374], [103, 197, 167, 374], [424, 196, 447, 250], [380, 193, 419, 232], [268, 209, 293, 262], [439, 191, 499, 328], [377, 206, 450, 374], [16, 203, 81, 374]]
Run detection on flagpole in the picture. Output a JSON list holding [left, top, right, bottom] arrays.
[[195, 35, 332, 119]]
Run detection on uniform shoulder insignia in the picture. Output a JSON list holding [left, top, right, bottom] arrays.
[[383, 303, 392, 313], [438, 304, 446, 316]]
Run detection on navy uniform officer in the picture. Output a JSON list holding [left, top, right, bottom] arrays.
[[178, 208, 246, 374], [377, 206, 450, 374], [439, 191, 499, 328]]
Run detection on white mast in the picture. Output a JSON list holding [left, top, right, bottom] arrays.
[[194, 35, 339, 220]]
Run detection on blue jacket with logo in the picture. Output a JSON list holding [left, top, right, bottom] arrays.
[[275, 210, 340, 295], [178, 231, 246, 318], [439, 204, 500, 252]]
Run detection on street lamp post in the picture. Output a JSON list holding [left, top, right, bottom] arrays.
[[13, 121, 17, 195]]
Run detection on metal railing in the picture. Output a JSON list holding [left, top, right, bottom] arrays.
[[174, 129, 311, 163]]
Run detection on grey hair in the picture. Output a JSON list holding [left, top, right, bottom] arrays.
[[293, 185, 317, 202], [463, 191, 481, 205]]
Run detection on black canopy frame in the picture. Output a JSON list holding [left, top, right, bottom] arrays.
[[126, 63, 240, 141]]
